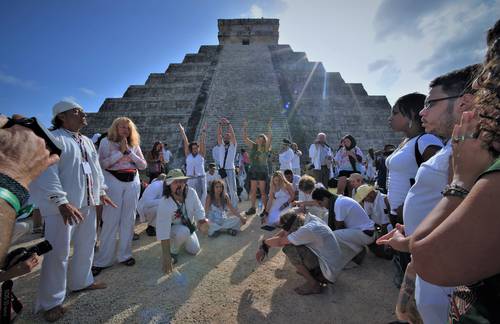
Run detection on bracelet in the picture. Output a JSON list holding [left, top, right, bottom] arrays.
[[0, 187, 21, 214], [441, 183, 470, 199], [0, 173, 29, 207]]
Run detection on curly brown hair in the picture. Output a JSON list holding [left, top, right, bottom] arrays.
[[475, 20, 500, 156]]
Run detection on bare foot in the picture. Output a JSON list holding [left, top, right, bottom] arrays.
[[294, 282, 322, 295]]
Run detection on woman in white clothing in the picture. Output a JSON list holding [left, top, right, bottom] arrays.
[[334, 135, 364, 195], [179, 122, 208, 203], [385, 93, 443, 226], [205, 179, 246, 237], [93, 117, 147, 275], [261, 171, 295, 226]]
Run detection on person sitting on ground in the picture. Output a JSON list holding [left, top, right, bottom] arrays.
[[334, 134, 364, 195], [354, 184, 391, 231], [156, 169, 209, 272], [312, 187, 376, 265], [205, 180, 246, 237], [206, 163, 221, 192], [292, 175, 326, 220], [283, 169, 300, 199], [260, 171, 295, 227], [255, 209, 343, 295], [137, 173, 167, 237]]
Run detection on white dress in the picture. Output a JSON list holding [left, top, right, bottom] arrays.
[[268, 188, 291, 225]]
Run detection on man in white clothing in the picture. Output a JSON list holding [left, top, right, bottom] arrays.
[[31, 100, 115, 322], [378, 65, 479, 324], [312, 187, 375, 265], [279, 139, 294, 171], [354, 184, 391, 229], [308, 133, 332, 186], [212, 118, 238, 208], [291, 142, 302, 175], [156, 169, 209, 273], [137, 174, 166, 237]]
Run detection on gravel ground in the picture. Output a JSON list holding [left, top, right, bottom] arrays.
[[10, 201, 398, 324]]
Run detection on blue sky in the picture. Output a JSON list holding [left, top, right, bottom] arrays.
[[1, 0, 498, 126]]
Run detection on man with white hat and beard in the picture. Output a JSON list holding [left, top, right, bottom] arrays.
[[156, 169, 209, 274], [31, 100, 115, 322]]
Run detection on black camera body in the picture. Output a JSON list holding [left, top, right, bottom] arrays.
[[2, 240, 52, 271], [2, 117, 62, 156]]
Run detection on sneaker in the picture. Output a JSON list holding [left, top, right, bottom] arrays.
[[245, 207, 256, 215], [146, 225, 156, 237]]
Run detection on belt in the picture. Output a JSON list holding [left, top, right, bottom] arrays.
[[363, 230, 375, 237]]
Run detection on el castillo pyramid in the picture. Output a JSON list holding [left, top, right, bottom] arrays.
[[83, 19, 400, 166]]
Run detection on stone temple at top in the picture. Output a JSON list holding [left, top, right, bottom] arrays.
[[84, 18, 400, 165]]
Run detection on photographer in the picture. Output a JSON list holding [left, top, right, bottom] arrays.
[[0, 255, 39, 283], [255, 210, 342, 295], [0, 115, 59, 266], [156, 169, 209, 274]]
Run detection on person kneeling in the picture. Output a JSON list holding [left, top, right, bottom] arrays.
[[256, 210, 343, 295], [156, 169, 209, 274], [205, 180, 246, 237], [312, 187, 376, 266]]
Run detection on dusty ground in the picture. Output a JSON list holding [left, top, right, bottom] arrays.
[[11, 201, 398, 324]]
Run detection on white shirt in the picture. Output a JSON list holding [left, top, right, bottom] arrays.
[[137, 180, 164, 213], [156, 187, 205, 240], [334, 146, 364, 172], [186, 153, 206, 176], [292, 151, 301, 170], [288, 214, 343, 283], [279, 148, 294, 171], [162, 149, 172, 163], [363, 192, 390, 225], [385, 134, 443, 213], [334, 196, 374, 231], [212, 143, 237, 170], [309, 143, 332, 170], [403, 142, 451, 236], [31, 128, 107, 215]]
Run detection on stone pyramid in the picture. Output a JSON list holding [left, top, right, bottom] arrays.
[[83, 18, 400, 167]]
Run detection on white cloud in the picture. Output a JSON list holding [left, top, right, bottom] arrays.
[[79, 87, 97, 97], [0, 70, 38, 90], [274, 0, 497, 104], [250, 4, 264, 18]]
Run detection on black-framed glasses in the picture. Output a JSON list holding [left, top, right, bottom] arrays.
[[423, 95, 462, 110]]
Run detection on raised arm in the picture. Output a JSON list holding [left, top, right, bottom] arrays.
[[242, 120, 255, 147], [178, 123, 189, 157], [198, 123, 207, 157], [216, 121, 223, 145], [266, 119, 273, 152], [227, 120, 237, 145]]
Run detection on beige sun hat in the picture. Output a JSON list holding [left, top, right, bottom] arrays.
[[354, 184, 375, 203], [165, 169, 191, 185]]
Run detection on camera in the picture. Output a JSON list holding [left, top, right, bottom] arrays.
[[2, 117, 62, 156], [2, 240, 52, 271]]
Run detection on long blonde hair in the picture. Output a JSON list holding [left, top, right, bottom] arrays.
[[107, 117, 141, 147], [270, 170, 291, 192]]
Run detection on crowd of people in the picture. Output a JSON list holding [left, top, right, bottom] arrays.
[[0, 19, 498, 324]]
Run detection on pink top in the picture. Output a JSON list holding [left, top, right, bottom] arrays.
[[98, 137, 147, 171]]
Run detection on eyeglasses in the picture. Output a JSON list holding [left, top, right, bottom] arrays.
[[423, 95, 462, 110]]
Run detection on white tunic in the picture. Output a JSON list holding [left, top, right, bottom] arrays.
[[186, 153, 206, 176], [279, 148, 294, 171]]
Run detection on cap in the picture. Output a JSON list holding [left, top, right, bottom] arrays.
[[354, 184, 375, 203]]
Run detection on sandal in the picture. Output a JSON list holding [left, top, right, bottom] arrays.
[[121, 258, 136, 266], [73, 281, 107, 293], [43, 305, 66, 322], [91, 266, 107, 277]]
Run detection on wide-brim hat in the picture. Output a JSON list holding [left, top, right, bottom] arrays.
[[165, 169, 191, 185], [354, 184, 375, 203]]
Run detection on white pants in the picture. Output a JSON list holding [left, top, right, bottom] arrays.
[[208, 216, 241, 236], [415, 275, 454, 324], [334, 228, 375, 265], [94, 171, 140, 267], [188, 176, 207, 206], [138, 204, 158, 227], [223, 169, 238, 208], [170, 224, 200, 255], [35, 207, 96, 312]]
